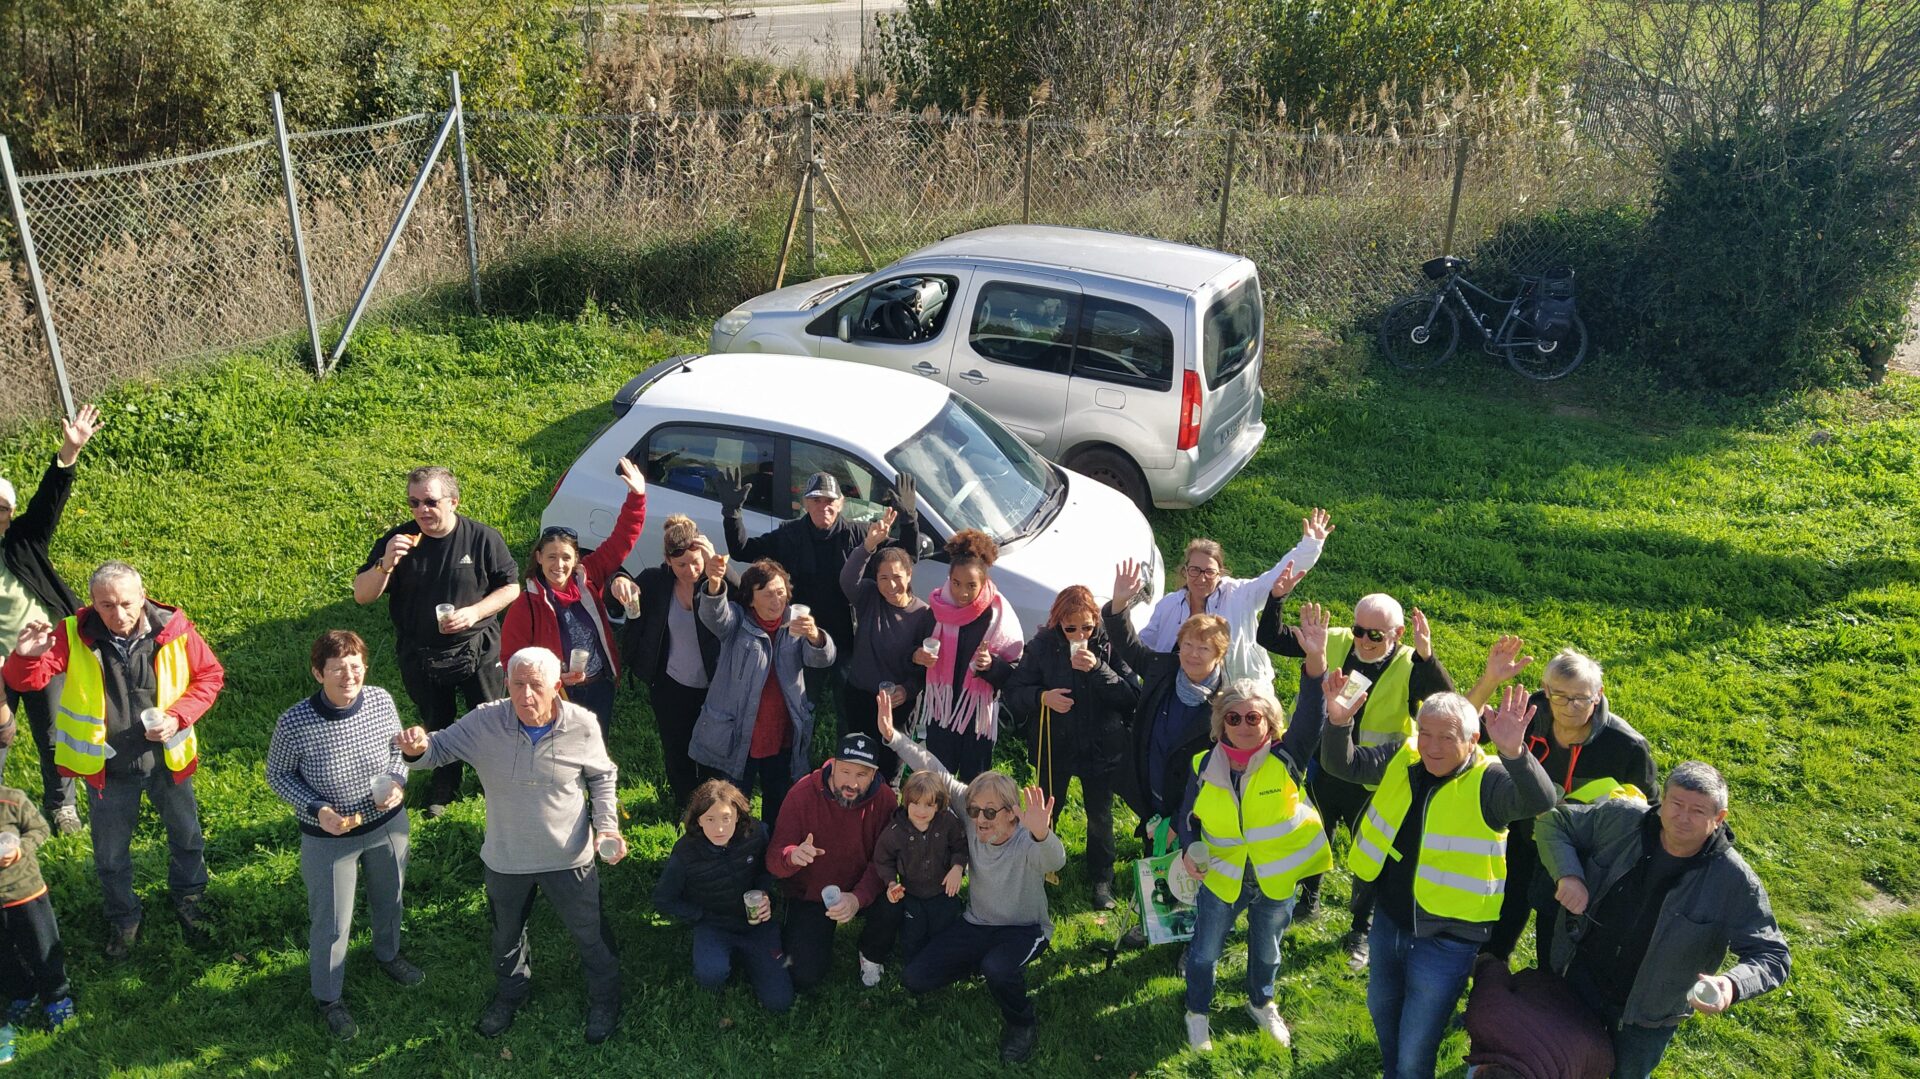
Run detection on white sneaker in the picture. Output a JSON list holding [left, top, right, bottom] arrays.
[[1185, 1011, 1213, 1052], [1246, 1000, 1291, 1047], [858, 954, 884, 988]]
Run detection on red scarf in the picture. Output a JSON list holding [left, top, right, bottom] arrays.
[[539, 573, 582, 607]]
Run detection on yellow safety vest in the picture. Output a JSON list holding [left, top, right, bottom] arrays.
[[1327, 630, 1417, 749], [1192, 746, 1333, 902], [1566, 777, 1647, 806], [54, 618, 199, 780], [1348, 741, 1508, 924]]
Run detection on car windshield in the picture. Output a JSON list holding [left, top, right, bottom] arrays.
[[888, 395, 1060, 544]]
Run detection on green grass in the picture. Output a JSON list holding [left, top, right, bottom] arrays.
[[1, 312, 1917, 1076]]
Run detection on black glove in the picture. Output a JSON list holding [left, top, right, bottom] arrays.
[[891, 472, 918, 522], [715, 467, 748, 514]]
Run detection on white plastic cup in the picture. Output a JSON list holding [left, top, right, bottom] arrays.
[[1688, 976, 1725, 1010], [1070, 640, 1090, 659], [570, 647, 592, 674], [820, 884, 844, 908], [435, 603, 457, 629], [744, 889, 769, 919], [877, 680, 898, 700], [139, 707, 168, 733], [623, 594, 642, 619], [1185, 841, 1213, 873], [922, 636, 942, 659], [0, 831, 19, 862], [370, 773, 402, 805], [788, 603, 810, 622], [597, 834, 623, 862], [1336, 671, 1373, 709]]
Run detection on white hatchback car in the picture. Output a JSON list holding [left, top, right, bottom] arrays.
[[540, 352, 1163, 635], [708, 225, 1268, 512]]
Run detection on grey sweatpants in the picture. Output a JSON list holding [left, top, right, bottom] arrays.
[[300, 810, 409, 1002]]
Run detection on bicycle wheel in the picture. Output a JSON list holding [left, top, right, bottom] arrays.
[[1505, 312, 1588, 381], [1379, 292, 1460, 371]]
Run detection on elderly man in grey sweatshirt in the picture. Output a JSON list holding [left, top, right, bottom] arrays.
[[398, 646, 627, 1044], [874, 694, 1066, 1065]]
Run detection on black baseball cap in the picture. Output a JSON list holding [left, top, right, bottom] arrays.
[[837, 732, 880, 769]]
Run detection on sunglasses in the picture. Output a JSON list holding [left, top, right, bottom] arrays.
[[966, 804, 1014, 821], [407, 497, 443, 509], [1061, 623, 1097, 635], [540, 525, 579, 543], [1223, 709, 1266, 728], [1351, 626, 1392, 642]]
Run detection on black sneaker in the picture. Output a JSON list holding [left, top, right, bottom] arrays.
[[474, 996, 520, 1038], [584, 1001, 621, 1044], [379, 955, 425, 987], [999, 1021, 1038, 1064], [104, 922, 139, 959], [174, 897, 214, 946], [1294, 882, 1322, 922], [1091, 882, 1115, 911], [319, 999, 357, 1042], [1343, 928, 1370, 972]]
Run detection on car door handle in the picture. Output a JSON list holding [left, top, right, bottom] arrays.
[[959, 369, 990, 385], [912, 362, 942, 377]]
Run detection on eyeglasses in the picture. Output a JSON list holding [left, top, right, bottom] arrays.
[[540, 525, 579, 543], [1183, 565, 1220, 579], [1351, 626, 1392, 642], [1546, 691, 1596, 708], [407, 497, 443, 509], [1223, 709, 1266, 728], [1061, 623, 1097, 635], [966, 804, 1014, 821]]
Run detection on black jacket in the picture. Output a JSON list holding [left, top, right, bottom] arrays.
[[1104, 602, 1215, 822], [652, 818, 777, 931], [616, 564, 721, 689], [1, 457, 80, 620], [723, 508, 919, 652], [1003, 624, 1138, 782]]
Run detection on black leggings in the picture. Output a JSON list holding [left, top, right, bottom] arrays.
[[647, 676, 709, 813]]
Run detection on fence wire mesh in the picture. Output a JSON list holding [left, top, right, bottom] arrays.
[[1, 103, 1650, 425]]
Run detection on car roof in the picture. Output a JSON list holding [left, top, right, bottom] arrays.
[[631, 353, 950, 458], [898, 225, 1245, 292]]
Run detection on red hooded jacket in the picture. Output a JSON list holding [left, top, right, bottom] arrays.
[[501, 491, 644, 680]]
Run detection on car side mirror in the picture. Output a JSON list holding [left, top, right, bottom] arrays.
[[837, 314, 852, 342]]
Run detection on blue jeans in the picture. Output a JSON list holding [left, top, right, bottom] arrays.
[[1368, 907, 1478, 1079], [692, 920, 793, 1013], [1184, 878, 1295, 1014], [1610, 1022, 1680, 1079], [88, 769, 208, 929]]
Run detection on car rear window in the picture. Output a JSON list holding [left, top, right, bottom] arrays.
[[1072, 296, 1174, 391], [1203, 276, 1262, 386]]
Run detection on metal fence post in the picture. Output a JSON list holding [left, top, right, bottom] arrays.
[[1442, 135, 1470, 256], [270, 92, 327, 376], [1, 136, 74, 419], [1022, 119, 1034, 224], [450, 72, 483, 313], [328, 106, 460, 370], [801, 103, 816, 276], [1215, 128, 1238, 250]]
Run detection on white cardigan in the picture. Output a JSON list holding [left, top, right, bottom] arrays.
[[1139, 534, 1324, 684]]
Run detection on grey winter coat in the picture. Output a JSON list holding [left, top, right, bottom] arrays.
[[687, 584, 836, 783], [1537, 798, 1791, 1028]]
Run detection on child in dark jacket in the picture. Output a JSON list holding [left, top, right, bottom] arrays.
[[651, 779, 794, 1013], [0, 768, 74, 1064], [865, 769, 970, 968]]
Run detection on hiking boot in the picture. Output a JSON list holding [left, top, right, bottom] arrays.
[[858, 954, 884, 988], [584, 1001, 621, 1044], [319, 999, 357, 1042], [1294, 880, 1322, 922], [999, 1020, 1038, 1064], [104, 922, 139, 959], [474, 996, 520, 1038], [50, 806, 81, 837], [174, 896, 214, 946], [379, 955, 425, 987], [1246, 1000, 1291, 1047], [43, 997, 75, 1033], [1184, 1011, 1213, 1052], [1343, 928, 1370, 973], [1090, 882, 1115, 911]]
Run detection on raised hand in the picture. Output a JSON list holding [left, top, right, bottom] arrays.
[[1270, 559, 1305, 600], [704, 552, 729, 588], [1111, 558, 1146, 609], [875, 691, 897, 744], [865, 507, 897, 552], [942, 864, 963, 897], [787, 832, 824, 868], [1555, 875, 1590, 916], [615, 456, 647, 497], [395, 726, 431, 758], [11, 620, 54, 659], [1302, 507, 1333, 543], [1017, 785, 1055, 841], [1041, 687, 1074, 713], [892, 472, 918, 522], [1297, 601, 1330, 674], [715, 468, 748, 514], [1323, 669, 1367, 726], [1484, 683, 1536, 757], [789, 609, 820, 643], [1411, 606, 1433, 659], [57, 403, 102, 465], [1481, 635, 1534, 683]]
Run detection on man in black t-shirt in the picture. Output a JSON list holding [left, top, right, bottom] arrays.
[[353, 466, 518, 816]]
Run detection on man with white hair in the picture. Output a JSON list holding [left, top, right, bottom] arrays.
[[3, 559, 224, 957], [1536, 761, 1790, 1079], [0, 403, 103, 836], [1321, 679, 1555, 1079], [397, 647, 626, 1044], [1259, 590, 1454, 967]]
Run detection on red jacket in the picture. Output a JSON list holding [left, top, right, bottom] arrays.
[[3, 602, 225, 786], [501, 491, 644, 680], [1463, 954, 1614, 1079], [766, 761, 898, 909]]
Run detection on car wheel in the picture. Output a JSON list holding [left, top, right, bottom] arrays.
[[1067, 448, 1150, 514]]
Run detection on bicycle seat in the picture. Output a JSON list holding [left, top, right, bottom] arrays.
[[1421, 255, 1469, 280]]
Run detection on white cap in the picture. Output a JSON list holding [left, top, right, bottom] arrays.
[[0, 477, 14, 511]]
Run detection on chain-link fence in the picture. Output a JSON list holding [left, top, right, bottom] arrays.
[[0, 93, 1650, 425]]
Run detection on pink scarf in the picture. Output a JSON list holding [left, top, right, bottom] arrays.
[[1222, 739, 1269, 771], [919, 580, 1022, 740]]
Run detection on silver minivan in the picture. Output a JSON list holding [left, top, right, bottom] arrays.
[[708, 225, 1267, 511]]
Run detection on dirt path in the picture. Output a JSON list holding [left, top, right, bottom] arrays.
[[1895, 287, 1920, 375]]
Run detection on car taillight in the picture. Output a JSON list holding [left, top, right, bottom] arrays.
[[1176, 370, 1202, 451]]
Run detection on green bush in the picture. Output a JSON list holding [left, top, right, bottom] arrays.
[[1254, 0, 1575, 120], [471, 222, 779, 324], [1469, 204, 1649, 357], [872, 0, 1053, 113]]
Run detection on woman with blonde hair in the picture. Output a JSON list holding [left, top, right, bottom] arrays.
[[1136, 509, 1332, 682]]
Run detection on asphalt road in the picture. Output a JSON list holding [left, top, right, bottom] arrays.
[[605, 0, 906, 73]]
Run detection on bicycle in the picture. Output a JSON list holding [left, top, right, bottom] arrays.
[[1378, 256, 1589, 380]]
